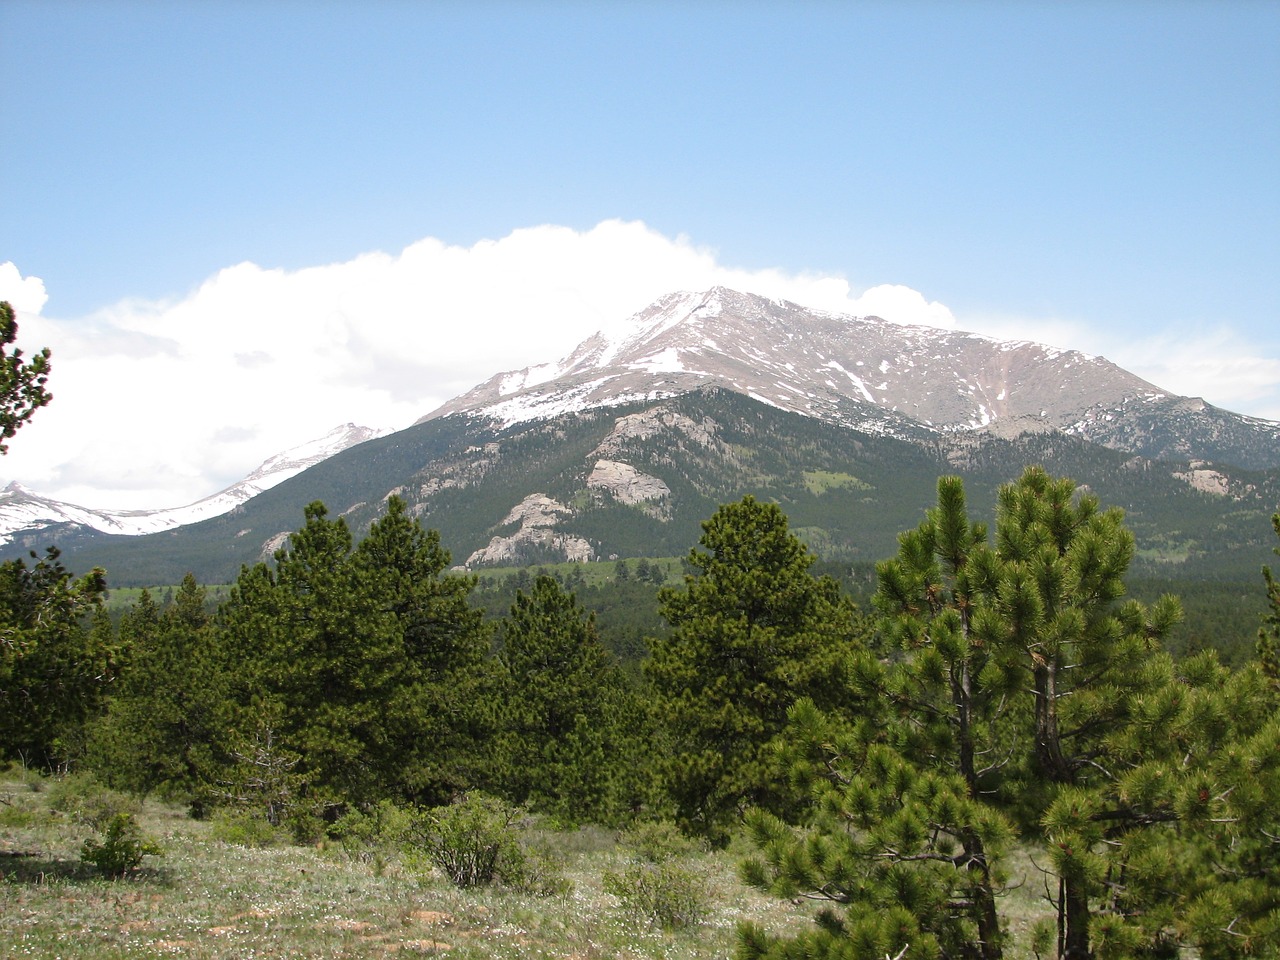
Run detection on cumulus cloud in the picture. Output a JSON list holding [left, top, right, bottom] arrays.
[[0, 224, 1276, 510], [0, 226, 962, 510], [847, 284, 957, 328], [0, 262, 49, 315]]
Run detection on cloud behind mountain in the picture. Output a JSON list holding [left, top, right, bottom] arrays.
[[0, 221, 1276, 510]]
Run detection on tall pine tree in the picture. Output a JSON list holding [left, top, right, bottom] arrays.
[[89, 575, 223, 804], [213, 497, 495, 813], [738, 469, 1278, 960], [495, 574, 641, 824], [0, 548, 110, 769], [352, 495, 497, 806], [646, 495, 863, 842]]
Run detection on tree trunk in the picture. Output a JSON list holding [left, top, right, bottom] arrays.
[[1033, 659, 1071, 782], [1061, 876, 1091, 959], [962, 828, 1004, 960]]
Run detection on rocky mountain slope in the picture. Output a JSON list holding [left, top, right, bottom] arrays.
[[15, 388, 1277, 588], [0, 423, 385, 547], [426, 287, 1280, 470], [3, 288, 1278, 586]]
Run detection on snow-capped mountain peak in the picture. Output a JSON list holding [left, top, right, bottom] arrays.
[[419, 287, 1161, 439], [0, 423, 387, 546]]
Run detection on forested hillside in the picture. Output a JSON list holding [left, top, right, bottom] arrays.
[[11, 390, 1279, 589], [3, 468, 1278, 959]]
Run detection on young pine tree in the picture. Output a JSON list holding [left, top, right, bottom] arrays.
[[351, 495, 498, 806], [214, 497, 496, 813], [740, 697, 1015, 960], [1256, 513, 1280, 687], [739, 469, 1273, 960], [646, 495, 863, 843], [0, 548, 110, 769], [215, 502, 399, 810], [89, 575, 223, 803], [495, 574, 639, 824], [742, 477, 1020, 960]]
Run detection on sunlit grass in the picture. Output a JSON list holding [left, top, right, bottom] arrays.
[[0, 771, 816, 960]]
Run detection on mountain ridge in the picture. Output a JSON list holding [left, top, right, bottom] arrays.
[[422, 287, 1280, 470], [2, 287, 1278, 585]]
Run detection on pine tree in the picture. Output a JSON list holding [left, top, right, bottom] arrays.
[[213, 497, 496, 812], [0, 300, 52, 454], [352, 495, 497, 806], [740, 698, 1015, 960], [868, 474, 1019, 957], [0, 547, 110, 768], [214, 502, 392, 809], [646, 495, 863, 842], [1056, 650, 1280, 959], [990, 468, 1182, 958], [1256, 513, 1280, 686], [495, 575, 638, 823], [738, 469, 1272, 960], [742, 478, 1019, 960], [89, 575, 222, 803]]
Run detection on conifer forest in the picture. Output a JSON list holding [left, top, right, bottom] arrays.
[[3, 469, 1278, 959]]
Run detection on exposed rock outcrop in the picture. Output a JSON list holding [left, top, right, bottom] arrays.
[[464, 493, 594, 567], [587, 460, 670, 505]]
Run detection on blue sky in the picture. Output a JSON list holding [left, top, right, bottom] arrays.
[[2, 1, 1278, 509]]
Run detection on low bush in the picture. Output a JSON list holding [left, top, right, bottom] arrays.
[[330, 799, 414, 869], [209, 809, 284, 848], [501, 838, 574, 897], [603, 861, 709, 929], [620, 819, 704, 863], [47, 774, 141, 830], [411, 792, 569, 894], [412, 792, 523, 888], [80, 812, 162, 877]]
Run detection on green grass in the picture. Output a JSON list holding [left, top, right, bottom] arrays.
[[1, 767, 1062, 959], [470, 557, 682, 589], [104, 584, 233, 612], [800, 470, 871, 496], [0, 771, 816, 960]]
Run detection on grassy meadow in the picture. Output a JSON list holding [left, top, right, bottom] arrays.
[[0, 766, 809, 960], [0, 765, 1064, 960]]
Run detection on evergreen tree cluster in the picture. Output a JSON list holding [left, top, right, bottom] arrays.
[[1, 473, 1277, 959]]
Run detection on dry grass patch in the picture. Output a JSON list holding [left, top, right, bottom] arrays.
[[1, 771, 817, 960]]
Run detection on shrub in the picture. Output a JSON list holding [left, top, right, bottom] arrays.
[[209, 809, 284, 848], [80, 813, 162, 877], [412, 792, 523, 888], [501, 839, 574, 897], [411, 793, 569, 894], [331, 799, 414, 866], [620, 819, 704, 863], [602, 862, 709, 929]]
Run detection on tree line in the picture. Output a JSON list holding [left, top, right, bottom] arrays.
[[2, 463, 1278, 955]]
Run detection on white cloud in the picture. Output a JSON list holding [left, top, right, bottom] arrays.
[[0, 224, 960, 510], [1111, 328, 1280, 421], [0, 262, 50, 315], [1, 225, 1276, 511], [968, 311, 1280, 423], [847, 284, 957, 328]]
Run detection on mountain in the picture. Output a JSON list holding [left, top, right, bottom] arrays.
[[3, 288, 1277, 588], [425, 287, 1280, 471], [0, 423, 386, 548]]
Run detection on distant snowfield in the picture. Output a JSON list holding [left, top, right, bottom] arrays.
[[0, 424, 385, 544]]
